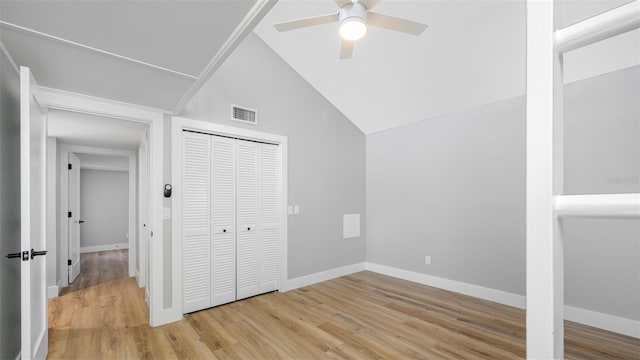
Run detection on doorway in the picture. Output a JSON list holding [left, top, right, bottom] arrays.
[[42, 89, 169, 327], [46, 108, 153, 322]]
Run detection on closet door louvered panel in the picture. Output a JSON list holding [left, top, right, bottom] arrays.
[[258, 143, 279, 293], [182, 132, 211, 313], [210, 137, 237, 306], [236, 140, 260, 300]]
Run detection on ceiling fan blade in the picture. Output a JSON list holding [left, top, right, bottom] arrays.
[[367, 12, 428, 35], [360, 0, 380, 10], [274, 13, 339, 32], [339, 40, 355, 59], [335, 0, 353, 8]]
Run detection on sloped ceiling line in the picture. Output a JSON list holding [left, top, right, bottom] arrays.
[[0, 38, 19, 74], [0, 20, 198, 80], [172, 0, 278, 114]]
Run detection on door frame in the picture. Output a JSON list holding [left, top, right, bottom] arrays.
[[41, 88, 171, 326], [137, 132, 149, 290], [171, 116, 288, 317], [59, 145, 137, 285]]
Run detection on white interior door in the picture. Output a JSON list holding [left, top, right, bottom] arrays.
[[67, 152, 81, 283], [20, 66, 48, 360], [258, 143, 279, 293]]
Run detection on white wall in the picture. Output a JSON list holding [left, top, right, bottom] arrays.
[[181, 33, 367, 279], [367, 66, 639, 321], [79, 169, 129, 251]]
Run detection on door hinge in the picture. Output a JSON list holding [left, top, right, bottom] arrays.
[[68, 259, 71, 266], [68, 163, 72, 170], [68, 211, 72, 218]]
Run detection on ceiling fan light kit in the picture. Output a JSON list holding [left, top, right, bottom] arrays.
[[274, 0, 427, 59], [339, 3, 368, 41]]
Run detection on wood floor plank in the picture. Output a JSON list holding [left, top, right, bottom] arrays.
[[48, 250, 640, 359]]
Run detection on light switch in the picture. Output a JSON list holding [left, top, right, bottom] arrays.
[[294, 205, 300, 214], [288, 205, 294, 215], [163, 207, 171, 219]]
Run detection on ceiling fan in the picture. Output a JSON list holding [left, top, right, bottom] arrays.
[[273, 0, 428, 59]]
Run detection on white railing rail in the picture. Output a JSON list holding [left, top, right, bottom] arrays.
[[555, 1, 640, 53], [555, 193, 640, 218]]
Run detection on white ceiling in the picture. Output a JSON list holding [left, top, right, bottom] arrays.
[[48, 110, 148, 151], [254, 0, 640, 134], [0, 0, 264, 112]]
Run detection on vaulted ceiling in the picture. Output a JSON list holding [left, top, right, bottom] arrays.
[[254, 0, 640, 134], [1, 0, 638, 135]]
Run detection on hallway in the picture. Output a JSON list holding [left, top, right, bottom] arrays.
[[47, 250, 149, 358]]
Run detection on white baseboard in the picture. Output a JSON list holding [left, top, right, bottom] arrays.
[[273, 261, 639, 338], [80, 243, 129, 253], [47, 285, 59, 298], [283, 262, 366, 292], [365, 262, 526, 309], [365, 262, 639, 339], [152, 308, 182, 327], [565, 305, 640, 338], [47, 278, 62, 298]]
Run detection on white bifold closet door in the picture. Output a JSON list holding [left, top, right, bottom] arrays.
[[236, 141, 279, 300], [210, 136, 237, 306], [182, 132, 212, 313], [182, 132, 279, 314]]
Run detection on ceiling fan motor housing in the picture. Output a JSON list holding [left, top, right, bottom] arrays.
[[339, 2, 368, 24]]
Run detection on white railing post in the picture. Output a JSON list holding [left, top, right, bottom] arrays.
[[526, 1, 640, 358], [526, 0, 564, 358]]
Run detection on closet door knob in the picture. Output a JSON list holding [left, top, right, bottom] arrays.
[[223, 229, 227, 233], [247, 227, 251, 231]]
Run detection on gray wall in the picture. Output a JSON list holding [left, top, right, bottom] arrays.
[[0, 47, 22, 359], [80, 169, 129, 249], [181, 33, 367, 279], [563, 66, 639, 320], [367, 66, 639, 321], [367, 93, 527, 294]]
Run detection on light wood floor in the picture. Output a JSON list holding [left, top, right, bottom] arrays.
[[48, 250, 640, 359]]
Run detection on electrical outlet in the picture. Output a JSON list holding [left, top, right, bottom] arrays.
[[425, 256, 431, 265]]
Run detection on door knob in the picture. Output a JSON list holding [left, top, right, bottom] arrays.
[[223, 229, 227, 233], [30, 249, 47, 259], [79, 220, 85, 224], [6, 252, 21, 259], [247, 227, 251, 231]]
